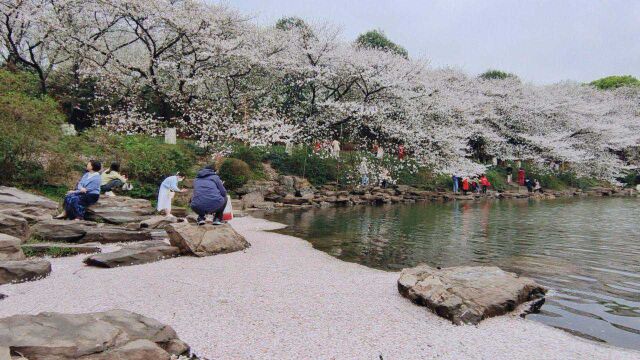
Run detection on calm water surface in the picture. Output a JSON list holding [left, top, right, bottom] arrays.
[[260, 197, 640, 350]]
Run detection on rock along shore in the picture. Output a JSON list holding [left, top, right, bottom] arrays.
[[0, 216, 637, 360]]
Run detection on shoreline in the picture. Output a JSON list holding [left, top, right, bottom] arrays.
[[1, 216, 638, 359]]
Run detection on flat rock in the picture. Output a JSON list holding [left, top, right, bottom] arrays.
[[31, 219, 97, 242], [0, 208, 52, 224], [0, 234, 25, 261], [84, 241, 180, 268], [31, 220, 152, 244], [21, 243, 101, 257], [80, 227, 152, 244], [398, 265, 546, 325], [85, 195, 155, 224], [166, 222, 250, 257], [0, 213, 29, 241], [0, 186, 58, 214], [140, 215, 178, 229], [0, 309, 190, 359], [0, 259, 51, 285]]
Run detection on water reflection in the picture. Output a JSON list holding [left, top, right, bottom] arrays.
[[261, 197, 640, 350]]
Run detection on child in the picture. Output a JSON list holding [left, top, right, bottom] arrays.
[[157, 172, 186, 217]]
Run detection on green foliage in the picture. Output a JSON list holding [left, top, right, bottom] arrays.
[[229, 145, 266, 170], [485, 168, 507, 191], [0, 69, 40, 96], [58, 129, 197, 194], [119, 135, 196, 184], [356, 30, 408, 58], [267, 146, 339, 186], [479, 69, 516, 80], [590, 75, 640, 90], [23, 246, 81, 258], [276, 16, 309, 31], [219, 158, 252, 191], [23, 184, 69, 202], [0, 69, 65, 185]]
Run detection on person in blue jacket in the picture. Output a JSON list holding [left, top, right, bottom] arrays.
[[191, 164, 227, 225], [56, 160, 102, 220]]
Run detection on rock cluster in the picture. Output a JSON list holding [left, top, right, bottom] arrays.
[[236, 178, 637, 210], [0, 309, 191, 359], [398, 265, 546, 325]]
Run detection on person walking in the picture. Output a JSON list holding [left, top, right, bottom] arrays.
[[157, 172, 185, 217], [56, 160, 102, 220], [452, 175, 459, 193], [506, 165, 513, 184], [191, 164, 228, 226]]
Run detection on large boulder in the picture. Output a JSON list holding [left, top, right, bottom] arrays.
[[165, 222, 250, 257], [0, 186, 58, 214], [85, 196, 155, 224], [0, 259, 51, 285], [31, 220, 97, 242], [0, 234, 25, 261], [398, 265, 546, 325], [0, 213, 29, 241], [84, 240, 180, 268], [0, 309, 190, 359]]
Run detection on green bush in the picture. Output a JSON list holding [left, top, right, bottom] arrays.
[[267, 146, 338, 186], [485, 168, 507, 191], [219, 158, 252, 191], [229, 145, 266, 172], [0, 69, 65, 185], [590, 75, 640, 90]]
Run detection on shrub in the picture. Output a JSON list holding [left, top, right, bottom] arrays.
[[267, 146, 338, 186], [590, 75, 640, 90], [0, 69, 65, 185], [219, 158, 252, 191], [229, 145, 266, 170]]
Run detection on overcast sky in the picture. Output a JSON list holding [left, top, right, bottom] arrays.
[[226, 0, 640, 84]]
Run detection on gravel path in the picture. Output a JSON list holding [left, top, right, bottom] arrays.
[[1, 217, 638, 360]]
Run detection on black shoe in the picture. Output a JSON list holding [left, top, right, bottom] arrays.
[[197, 219, 206, 226], [212, 219, 223, 226]]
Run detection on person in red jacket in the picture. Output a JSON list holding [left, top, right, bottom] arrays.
[[480, 175, 491, 194], [462, 177, 470, 194]]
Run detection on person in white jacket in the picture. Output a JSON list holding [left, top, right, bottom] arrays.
[[157, 172, 186, 217]]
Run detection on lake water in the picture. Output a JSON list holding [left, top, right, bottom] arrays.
[[259, 197, 640, 350]]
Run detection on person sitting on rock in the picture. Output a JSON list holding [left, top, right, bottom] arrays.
[[56, 160, 102, 221], [100, 162, 132, 197], [157, 172, 186, 217], [191, 164, 227, 226]]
